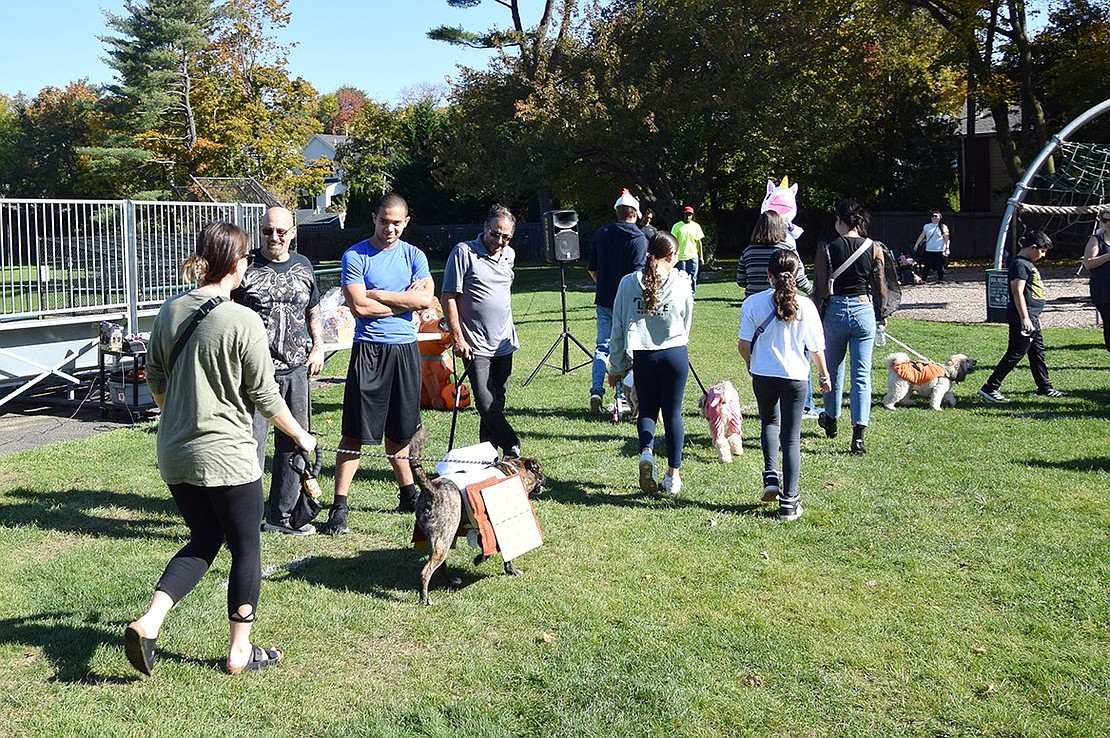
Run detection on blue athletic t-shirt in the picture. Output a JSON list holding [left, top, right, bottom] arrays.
[[341, 238, 432, 344]]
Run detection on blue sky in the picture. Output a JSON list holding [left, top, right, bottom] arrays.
[[0, 0, 505, 104]]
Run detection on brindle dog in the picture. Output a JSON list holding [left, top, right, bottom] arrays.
[[409, 428, 546, 605]]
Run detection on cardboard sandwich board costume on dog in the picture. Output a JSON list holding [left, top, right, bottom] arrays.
[[411, 442, 543, 561]]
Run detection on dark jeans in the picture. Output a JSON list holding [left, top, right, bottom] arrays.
[[252, 366, 310, 525], [752, 375, 807, 497], [677, 259, 699, 294], [921, 250, 946, 281], [464, 353, 520, 454], [633, 345, 688, 469], [983, 312, 1053, 393], [159, 479, 264, 621]]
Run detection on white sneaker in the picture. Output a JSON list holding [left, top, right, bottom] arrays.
[[801, 408, 820, 421], [662, 473, 682, 496], [638, 450, 658, 493]]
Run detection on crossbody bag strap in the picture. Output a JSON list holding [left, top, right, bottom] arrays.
[[167, 296, 227, 375], [830, 238, 873, 282], [749, 308, 778, 357]]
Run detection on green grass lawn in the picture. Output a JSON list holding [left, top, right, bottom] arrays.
[[1, 262, 1108, 737]]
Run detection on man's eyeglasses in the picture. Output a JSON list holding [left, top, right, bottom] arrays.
[[1099, 215, 1110, 223], [488, 230, 513, 242], [262, 227, 291, 238]]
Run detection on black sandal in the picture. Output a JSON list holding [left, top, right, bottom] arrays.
[[125, 622, 156, 676], [226, 644, 283, 675]]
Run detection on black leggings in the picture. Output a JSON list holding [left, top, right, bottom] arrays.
[[157, 480, 264, 621], [633, 345, 689, 469]]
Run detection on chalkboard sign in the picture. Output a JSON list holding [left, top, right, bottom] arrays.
[[985, 269, 1010, 323]]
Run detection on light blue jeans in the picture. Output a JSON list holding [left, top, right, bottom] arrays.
[[591, 305, 613, 398], [820, 295, 876, 427]]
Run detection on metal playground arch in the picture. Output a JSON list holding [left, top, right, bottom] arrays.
[[994, 98, 1110, 267], [0, 199, 264, 409]]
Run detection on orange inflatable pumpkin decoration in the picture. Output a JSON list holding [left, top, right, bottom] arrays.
[[416, 298, 471, 410]]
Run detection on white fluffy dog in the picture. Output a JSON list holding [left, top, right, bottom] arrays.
[[883, 352, 976, 411], [698, 380, 744, 462]]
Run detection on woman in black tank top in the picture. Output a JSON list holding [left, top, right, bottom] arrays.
[[812, 200, 883, 454]]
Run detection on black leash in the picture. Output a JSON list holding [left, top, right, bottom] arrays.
[[688, 360, 709, 396]]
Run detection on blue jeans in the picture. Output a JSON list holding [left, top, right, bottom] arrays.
[[677, 259, 699, 294], [820, 295, 876, 427], [592, 305, 613, 398]]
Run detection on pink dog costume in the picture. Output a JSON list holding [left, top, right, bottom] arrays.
[[703, 380, 744, 462]]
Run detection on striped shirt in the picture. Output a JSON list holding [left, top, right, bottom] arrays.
[[736, 242, 813, 299]]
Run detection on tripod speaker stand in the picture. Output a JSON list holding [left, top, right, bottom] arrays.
[[522, 261, 593, 386]]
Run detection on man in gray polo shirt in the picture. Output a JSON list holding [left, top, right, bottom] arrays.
[[442, 204, 521, 457]]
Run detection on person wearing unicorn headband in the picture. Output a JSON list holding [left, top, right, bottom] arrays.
[[761, 177, 804, 248]]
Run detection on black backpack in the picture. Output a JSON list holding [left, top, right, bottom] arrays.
[[874, 241, 902, 320]]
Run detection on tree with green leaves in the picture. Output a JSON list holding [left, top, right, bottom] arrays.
[[429, 0, 581, 213], [900, 0, 1051, 181], [99, 0, 215, 188]]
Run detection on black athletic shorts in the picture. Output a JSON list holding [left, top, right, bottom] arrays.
[[341, 341, 422, 445]]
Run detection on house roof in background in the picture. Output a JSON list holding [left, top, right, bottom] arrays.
[[954, 102, 1023, 136]]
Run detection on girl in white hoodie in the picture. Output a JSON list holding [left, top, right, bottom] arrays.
[[607, 232, 694, 495]]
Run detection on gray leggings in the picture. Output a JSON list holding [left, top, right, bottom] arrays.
[[752, 375, 807, 496]]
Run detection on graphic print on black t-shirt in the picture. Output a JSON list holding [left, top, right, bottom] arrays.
[[235, 254, 320, 373]]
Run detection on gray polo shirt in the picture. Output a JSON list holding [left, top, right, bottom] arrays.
[[442, 236, 519, 357]]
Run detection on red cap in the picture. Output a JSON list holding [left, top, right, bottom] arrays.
[[683, 205, 695, 215]]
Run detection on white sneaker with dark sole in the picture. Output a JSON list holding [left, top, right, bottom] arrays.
[[977, 387, 1011, 403]]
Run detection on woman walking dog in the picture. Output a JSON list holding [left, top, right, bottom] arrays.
[[607, 231, 694, 495], [125, 222, 317, 676], [739, 249, 831, 521]]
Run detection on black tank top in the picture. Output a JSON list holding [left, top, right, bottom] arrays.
[[828, 236, 876, 297]]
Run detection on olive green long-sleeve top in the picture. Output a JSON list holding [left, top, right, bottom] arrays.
[[146, 285, 287, 486]]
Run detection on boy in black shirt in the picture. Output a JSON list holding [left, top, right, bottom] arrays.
[[978, 230, 1068, 402]]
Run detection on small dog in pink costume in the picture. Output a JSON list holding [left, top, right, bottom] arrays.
[[699, 380, 744, 463]]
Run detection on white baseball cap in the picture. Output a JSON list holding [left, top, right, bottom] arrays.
[[614, 188, 640, 213]]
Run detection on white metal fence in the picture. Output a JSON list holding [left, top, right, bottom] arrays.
[[0, 198, 264, 408], [1, 199, 263, 325]]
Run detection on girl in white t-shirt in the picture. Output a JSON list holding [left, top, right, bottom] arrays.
[[738, 250, 832, 521]]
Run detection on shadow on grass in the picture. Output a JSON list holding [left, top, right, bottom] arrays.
[[0, 487, 181, 540], [1022, 456, 1110, 473], [540, 473, 769, 518], [283, 548, 491, 603], [0, 611, 207, 684]]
